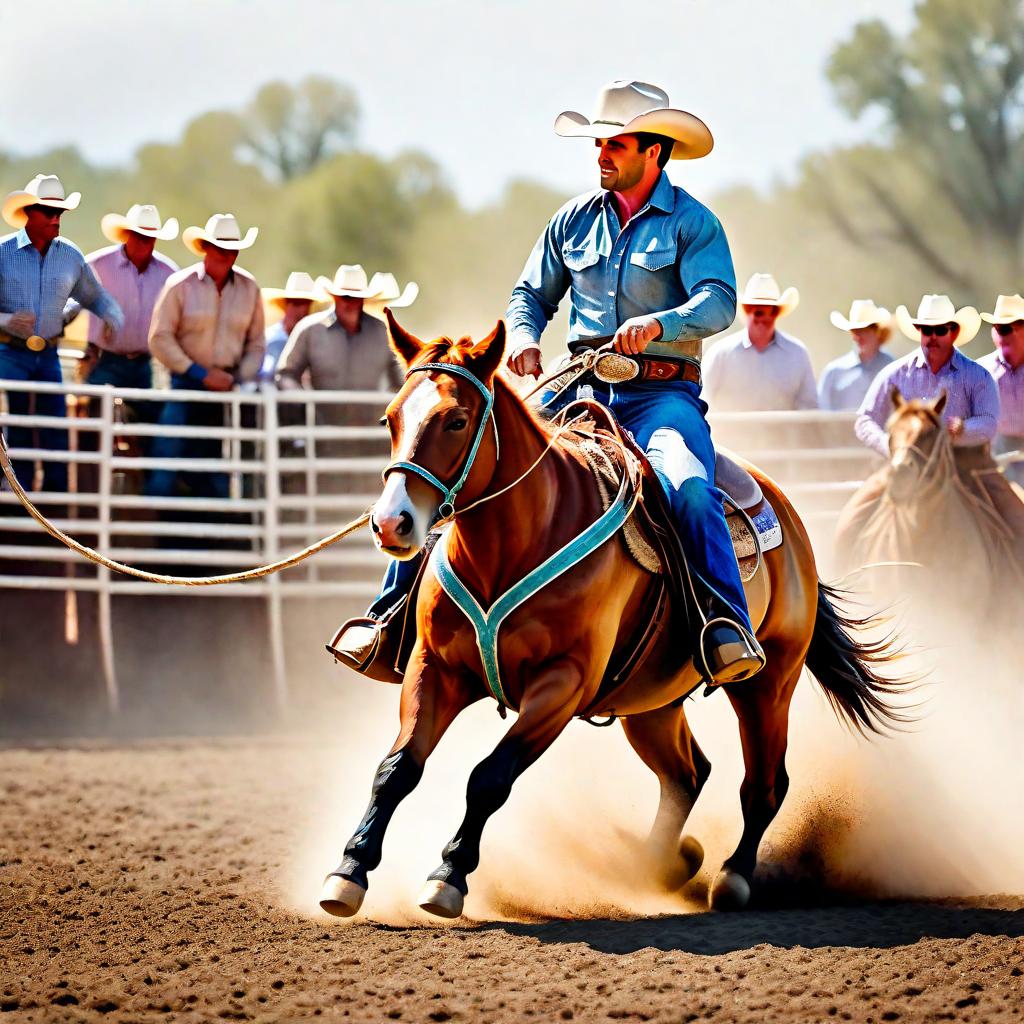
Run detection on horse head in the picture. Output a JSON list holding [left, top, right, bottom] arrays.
[[885, 387, 948, 501], [371, 309, 506, 557]]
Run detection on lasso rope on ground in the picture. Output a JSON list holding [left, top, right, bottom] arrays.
[[0, 429, 370, 586]]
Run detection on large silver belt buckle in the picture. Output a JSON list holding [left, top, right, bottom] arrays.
[[592, 352, 639, 384]]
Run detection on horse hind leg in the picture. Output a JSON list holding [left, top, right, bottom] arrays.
[[711, 660, 800, 911], [621, 701, 711, 892]]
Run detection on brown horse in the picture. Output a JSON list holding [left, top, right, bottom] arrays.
[[319, 314, 908, 920], [835, 389, 1024, 612]]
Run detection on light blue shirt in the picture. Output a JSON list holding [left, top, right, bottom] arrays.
[[818, 349, 895, 412], [856, 348, 999, 457], [0, 229, 122, 340], [506, 172, 736, 359], [260, 321, 290, 383]]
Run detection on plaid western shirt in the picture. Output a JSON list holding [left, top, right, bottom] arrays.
[[0, 229, 123, 340]]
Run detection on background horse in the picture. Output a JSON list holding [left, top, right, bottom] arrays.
[[835, 389, 1024, 618], [320, 314, 909, 920]]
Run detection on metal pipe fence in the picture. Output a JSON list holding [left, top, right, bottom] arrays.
[[0, 379, 877, 712]]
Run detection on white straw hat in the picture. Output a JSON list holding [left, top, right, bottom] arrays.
[[980, 294, 1024, 325], [262, 271, 322, 309], [830, 299, 892, 332], [3, 174, 81, 228], [181, 213, 258, 257], [101, 204, 178, 244], [895, 294, 980, 345], [315, 264, 387, 299], [739, 273, 799, 317], [554, 80, 713, 160], [365, 272, 418, 310]]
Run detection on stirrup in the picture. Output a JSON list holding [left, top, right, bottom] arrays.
[[327, 613, 404, 685], [699, 617, 766, 687]]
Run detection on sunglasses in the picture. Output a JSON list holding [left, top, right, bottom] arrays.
[[995, 320, 1024, 336], [918, 324, 954, 337], [27, 205, 64, 220]]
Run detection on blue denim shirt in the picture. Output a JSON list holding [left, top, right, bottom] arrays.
[[506, 172, 736, 360], [0, 229, 123, 340]]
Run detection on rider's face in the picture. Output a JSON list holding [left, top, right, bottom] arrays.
[[596, 135, 648, 192]]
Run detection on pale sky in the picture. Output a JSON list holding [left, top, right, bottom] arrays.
[[0, 0, 916, 206]]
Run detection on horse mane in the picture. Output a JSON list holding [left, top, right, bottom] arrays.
[[410, 335, 560, 441]]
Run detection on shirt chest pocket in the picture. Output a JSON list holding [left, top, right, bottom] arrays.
[[628, 246, 677, 273]]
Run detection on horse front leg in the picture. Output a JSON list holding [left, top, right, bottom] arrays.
[[417, 656, 584, 919], [319, 646, 477, 917]]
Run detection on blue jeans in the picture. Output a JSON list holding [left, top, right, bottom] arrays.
[[88, 351, 152, 390], [0, 345, 67, 493], [370, 379, 751, 633], [146, 374, 229, 499]]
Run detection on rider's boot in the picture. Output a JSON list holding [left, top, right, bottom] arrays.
[[327, 543, 431, 684], [700, 616, 765, 686]]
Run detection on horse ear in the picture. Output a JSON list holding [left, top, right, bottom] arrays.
[[890, 386, 905, 410], [465, 320, 507, 384], [931, 389, 948, 416], [384, 307, 421, 367]]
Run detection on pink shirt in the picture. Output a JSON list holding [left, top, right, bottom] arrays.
[[85, 244, 178, 355]]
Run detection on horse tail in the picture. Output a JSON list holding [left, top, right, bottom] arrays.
[[805, 581, 916, 735]]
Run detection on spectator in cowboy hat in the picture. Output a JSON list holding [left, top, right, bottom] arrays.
[[0, 174, 123, 494], [856, 294, 996, 458], [72, 204, 180, 391], [147, 213, 264, 499], [978, 293, 1024, 484], [277, 264, 403, 393], [258, 272, 324, 384], [818, 299, 895, 412], [702, 272, 817, 411]]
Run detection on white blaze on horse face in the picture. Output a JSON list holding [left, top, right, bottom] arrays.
[[375, 471, 429, 555], [646, 428, 708, 490]]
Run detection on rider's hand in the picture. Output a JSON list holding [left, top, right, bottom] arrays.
[[613, 315, 663, 356], [203, 368, 235, 392], [507, 347, 542, 379], [7, 310, 36, 337], [947, 416, 965, 438]]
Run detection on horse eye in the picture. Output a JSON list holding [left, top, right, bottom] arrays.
[[445, 417, 468, 432]]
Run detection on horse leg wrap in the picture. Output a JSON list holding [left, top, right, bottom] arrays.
[[337, 749, 424, 888]]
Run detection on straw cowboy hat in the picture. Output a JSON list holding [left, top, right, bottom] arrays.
[[830, 299, 892, 333], [895, 294, 981, 345], [262, 272, 322, 310], [365, 272, 418, 310], [181, 213, 258, 257], [554, 80, 714, 160], [739, 273, 800, 317], [981, 293, 1024, 325], [2, 173, 81, 228], [315, 264, 386, 299], [101, 204, 178, 245]]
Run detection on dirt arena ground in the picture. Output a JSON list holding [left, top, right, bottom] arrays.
[[2, 736, 1021, 1024]]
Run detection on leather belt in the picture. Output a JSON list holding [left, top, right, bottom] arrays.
[[0, 331, 59, 352], [97, 349, 149, 361], [582, 351, 701, 387]]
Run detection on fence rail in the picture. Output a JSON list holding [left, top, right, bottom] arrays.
[[0, 379, 876, 712]]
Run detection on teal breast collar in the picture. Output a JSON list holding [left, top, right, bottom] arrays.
[[430, 474, 637, 710]]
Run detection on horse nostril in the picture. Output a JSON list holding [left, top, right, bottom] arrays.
[[370, 516, 381, 535], [396, 510, 414, 537]]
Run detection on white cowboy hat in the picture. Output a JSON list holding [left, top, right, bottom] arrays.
[[262, 271, 323, 310], [981, 294, 1024, 325], [830, 299, 892, 333], [101, 204, 178, 244], [315, 264, 386, 299], [181, 213, 258, 257], [895, 294, 981, 345], [554, 80, 714, 160], [365, 272, 418, 310], [2, 174, 81, 228], [739, 273, 799, 317]]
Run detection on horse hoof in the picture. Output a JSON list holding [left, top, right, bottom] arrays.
[[709, 869, 751, 911], [678, 836, 705, 881], [417, 879, 464, 919], [319, 875, 366, 918]]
